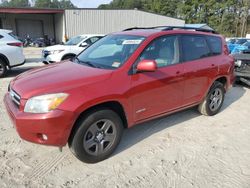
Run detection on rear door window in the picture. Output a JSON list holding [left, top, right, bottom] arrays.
[[206, 36, 222, 55], [181, 35, 210, 62]]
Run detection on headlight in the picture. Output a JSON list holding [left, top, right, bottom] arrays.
[[50, 50, 64, 54], [24, 93, 68, 113], [235, 60, 242, 67]]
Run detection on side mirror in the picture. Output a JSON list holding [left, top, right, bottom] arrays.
[[80, 42, 88, 47], [136, 59, 157, 72]]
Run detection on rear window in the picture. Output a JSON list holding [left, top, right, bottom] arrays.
[[181, 35, 210, 61], [206, 36, 222, 55], [8, 32, 19, 40]]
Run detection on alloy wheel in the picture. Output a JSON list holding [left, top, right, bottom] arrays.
[[83, 119, 117, 156], [209, 88, 223, 111]]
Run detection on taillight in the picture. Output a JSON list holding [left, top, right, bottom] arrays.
[[7, 42, 23, 47]]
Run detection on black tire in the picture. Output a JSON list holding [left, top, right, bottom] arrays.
[[69, 108, 123, 163], [61, 55, 75, 61], [0, 59, 7, 78], [198, 81, 225, 116]]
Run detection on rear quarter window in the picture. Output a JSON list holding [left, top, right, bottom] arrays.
[[206, 36, 222, 55], [0, 35, 3, 39]]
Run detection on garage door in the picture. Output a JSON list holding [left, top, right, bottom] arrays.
[[16, 19, 44, 39]]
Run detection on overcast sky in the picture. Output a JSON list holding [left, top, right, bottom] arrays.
[[71, 0, 113, 8]]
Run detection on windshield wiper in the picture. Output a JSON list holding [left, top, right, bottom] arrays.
[[74, 57, 100, 68]]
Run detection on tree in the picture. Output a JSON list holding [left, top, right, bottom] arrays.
[[34, 0, 75, 8], [98, 0, 250, 37], [0, 0, 30, 7]]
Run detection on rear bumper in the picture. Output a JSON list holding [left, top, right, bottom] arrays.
[[4, 93, 76, 147]]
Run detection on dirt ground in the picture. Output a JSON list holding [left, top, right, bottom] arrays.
[[0, 48, 250, 187]]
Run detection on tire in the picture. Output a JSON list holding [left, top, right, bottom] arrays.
[[61, 55, 75, 61], [0, 59, 7, 78], [198, 81, 225, 116], [69, 108, 123, 163]]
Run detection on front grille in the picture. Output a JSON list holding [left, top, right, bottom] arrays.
[[9, 89, 21, 108]]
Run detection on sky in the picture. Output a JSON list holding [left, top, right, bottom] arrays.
[[71, 0, 113, 8]]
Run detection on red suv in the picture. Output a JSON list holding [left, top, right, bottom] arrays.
[[4, 26, 235, 163]]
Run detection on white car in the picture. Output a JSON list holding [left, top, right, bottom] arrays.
[[0, 29, 25, 77], [42, 34, 104, 64]]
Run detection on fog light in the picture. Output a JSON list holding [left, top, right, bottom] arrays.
[[38, 133, 48, 141], [42, 134, 48, 141]]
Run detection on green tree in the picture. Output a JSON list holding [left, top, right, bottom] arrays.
[[98, 0, 250, 36], [34, 0, 76, 8], [0, 0, 30, 7]]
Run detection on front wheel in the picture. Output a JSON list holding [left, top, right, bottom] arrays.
[[69, 109, 123, 163], [198, 81, 225, 116]]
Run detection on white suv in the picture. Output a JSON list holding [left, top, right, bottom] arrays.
[[42, 34, 104, 64], [0, 29, 25, 77]]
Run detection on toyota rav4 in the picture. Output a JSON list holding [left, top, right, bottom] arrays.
[[4, 26, 235, 163]]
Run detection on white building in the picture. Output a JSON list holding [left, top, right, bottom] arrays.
[[0, 8, 185, 43]]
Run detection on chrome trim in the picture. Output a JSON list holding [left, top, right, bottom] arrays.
[[9, 89, 21, 106]]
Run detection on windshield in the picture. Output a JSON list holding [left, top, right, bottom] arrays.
[[236, 39, 247, 45], [65, 35, 86, 45], [76, 35, 145, 69]]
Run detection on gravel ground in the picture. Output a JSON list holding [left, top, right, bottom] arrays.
[[0, 48, 250, 187]]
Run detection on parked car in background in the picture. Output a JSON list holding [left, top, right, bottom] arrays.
[[31, 36, 55, 48], [231, 41, 250, 54], [4, 26, 235, 163], [228, 38, 250, 53], [0, 29, 25, 78], [234, 53, 250, 86], [42, 34, 104, 64]]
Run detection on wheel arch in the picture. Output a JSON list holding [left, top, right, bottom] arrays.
[[61, 53, 76, 61], [68, 100, 128, 144], [0, 53, 10, 67]]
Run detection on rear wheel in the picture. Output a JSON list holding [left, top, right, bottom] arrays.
[[69, 109, 123, 163], [198, 81, 225, 116], [0, 59, 7, 78]]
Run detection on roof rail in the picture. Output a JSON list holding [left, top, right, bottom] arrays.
[[163, 26, 217, 34], [123, 26, 218, 34], [123, 26, 163, 31]]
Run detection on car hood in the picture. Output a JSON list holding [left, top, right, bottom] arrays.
[[11, 61, 113, 99], [44, 44, 72, 51]]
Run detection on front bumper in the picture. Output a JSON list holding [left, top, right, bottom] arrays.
[[42, 53, 62, 64], [4, 93, 76, 147]]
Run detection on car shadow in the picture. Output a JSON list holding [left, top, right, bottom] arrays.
[[114, 108, 200, 156], [220, 85, 246, 111], [114, 86, 247, 156]]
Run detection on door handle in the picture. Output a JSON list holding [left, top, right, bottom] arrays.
[[176, 71, 180, 75], [211, 64, 215, 67]]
